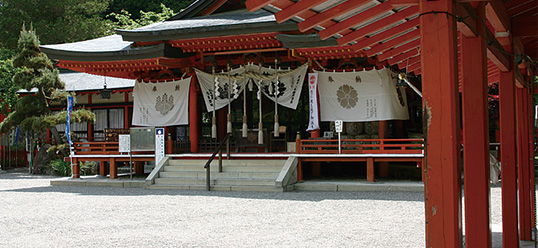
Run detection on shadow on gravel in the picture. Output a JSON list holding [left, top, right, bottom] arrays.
[[1, 170, 425, 202], [2, 185, 425, 202]]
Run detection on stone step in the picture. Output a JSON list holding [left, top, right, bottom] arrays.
[[147, 184, 285, 192], [154, 177, 277, 186], [168, 159, 285, 167], [158, 171, 279, 179], [163, 165, 282, 173]]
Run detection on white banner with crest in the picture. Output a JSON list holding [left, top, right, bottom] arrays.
[[132, 77, 191, 126], [195, 63, 308, 111], [317, 68, 409, 122]]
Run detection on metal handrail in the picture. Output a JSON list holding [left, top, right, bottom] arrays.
[[204, 133, 231, 191]]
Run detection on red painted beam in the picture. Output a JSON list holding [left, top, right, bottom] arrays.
[[455, 3, 478, 37], [420, 0, 462, 246], [486, 0, 510, 32], [387, 48, 419, 65], [365, 29, 420, 56], [460, 5, 492, 246], [245, 0, 280, 12], [485, 0, 510, 32], [397, 54, 420, 70], [507, 0, 538, 16], [297, 0, 372, 32], [351, 18, 420, 52], [512, 16, 538, 37], [377, 39, 420, 61], [499, 66, 520, 247], [319, 1, 395, 40], [275, 0, 326, 23], [406, 61, 421, 72], [337, 7, 419, 46]]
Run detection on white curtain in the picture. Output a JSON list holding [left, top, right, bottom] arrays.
[[132, 77, 191, 126], [317, 68, 409, 122]]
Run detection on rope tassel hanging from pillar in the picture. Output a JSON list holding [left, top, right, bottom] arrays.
[[242, 76, 248, 138], [273, 59, 279, 137], [257, 63, 264, 145], [226, 64, 232, 134], [211, 67, 217, 139]]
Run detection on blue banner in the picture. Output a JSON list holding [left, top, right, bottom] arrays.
[[13, 126, 20, 146], [66, 96, 73, 146]]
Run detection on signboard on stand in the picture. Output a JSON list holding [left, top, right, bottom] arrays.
[[118, 135, 130, 153], [155, 128, 165, 165], [335, 120, 343, 154]]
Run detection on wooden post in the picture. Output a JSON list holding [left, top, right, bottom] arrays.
[[310, 129, 321, 177], [72, 159, 80, 178], [99, 161, 107, 176], [366, 157, 374, 182], [378, 121, 389, 177], [460, 4, 491, 246], [420, 0, 462, 246], [189, 75, 199, 153], [109, 158, 117, 179], [499, 66, 519, 246], [517, 87, 532, 240]]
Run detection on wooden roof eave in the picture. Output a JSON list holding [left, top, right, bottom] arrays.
[[117, 21, 300, 43], [41, 43, 194, 62]]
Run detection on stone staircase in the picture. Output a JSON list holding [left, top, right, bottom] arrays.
[[146, 158, 291, 192]]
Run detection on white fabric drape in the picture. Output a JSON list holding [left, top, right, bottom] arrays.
[[195, 63, 308, 111], [317, 68, 409, 122], [132, 77, 191, 126]]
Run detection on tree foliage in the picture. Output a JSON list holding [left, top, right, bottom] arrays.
[[107, 0, 192, 20], [108, 3, 176, 30], [0, 0, 112, 49], [0, 48, 20, 116], [0, 26, 94, 138]]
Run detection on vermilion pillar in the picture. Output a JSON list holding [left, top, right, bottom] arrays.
[[420, 0, 462, 246], [499, 68, 519, 247], [460, 4, 491, 246], [189, 75, 199, 153], [378, 121, 389, 177], [517, 87, 532, 240]]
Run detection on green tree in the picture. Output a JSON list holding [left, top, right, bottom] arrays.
[[107, 0, 193, 20], [0, 26, 94, 147], [0, 0, 112, 48], [108, 3, 176, 30], [0, 48, 19, 116]]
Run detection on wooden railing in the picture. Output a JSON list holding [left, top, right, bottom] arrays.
[[296, 138, 424, 154], [204, 133, 231, 191], [73, 142, 121, 155]]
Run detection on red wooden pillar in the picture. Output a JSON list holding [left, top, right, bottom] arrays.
[[517, 87, 532, 240], [378, 121, 389, 178], [72, 159, 80, 178], [189, 76, 199, 153], [366, 157, 374, 182], [310, 129, 321, 177], [420, 0, 462, 246], [459, 4, 491, 246], [109, 158, 117, 179], [499, 68, 519, 246]]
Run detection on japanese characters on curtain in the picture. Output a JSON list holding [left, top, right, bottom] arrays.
[[317, 68, 409, 122], [132, 77, 191, 126], [195, 63, 308, 111]]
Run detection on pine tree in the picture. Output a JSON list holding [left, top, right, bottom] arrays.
[[0, 25, 94, 150]]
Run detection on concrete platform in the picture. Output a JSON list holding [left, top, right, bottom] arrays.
[[50, 174, 145, 188], [293, 180, 424, 192]]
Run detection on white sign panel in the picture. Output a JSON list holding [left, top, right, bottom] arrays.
[[335, 120, 343, 133], [155, 128, 165, 165], [118, 135, 130, 153]]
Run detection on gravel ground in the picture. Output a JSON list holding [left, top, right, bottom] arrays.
[[0, 169, 535, 248]]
